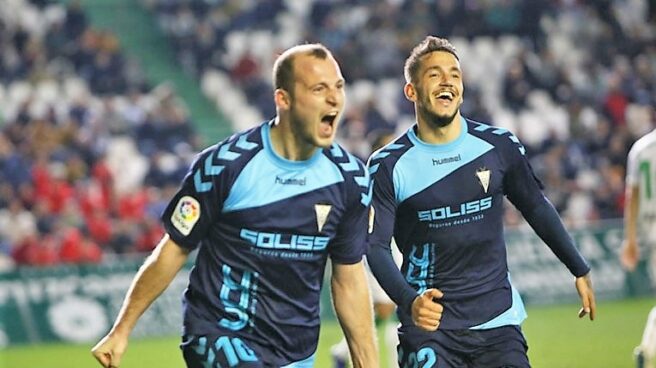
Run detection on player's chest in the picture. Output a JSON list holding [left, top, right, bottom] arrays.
[[222, 185, 348, 238], [396, 151, 504, 208]]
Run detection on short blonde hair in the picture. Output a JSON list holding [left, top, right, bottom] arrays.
[[272, 44, 332, 96]]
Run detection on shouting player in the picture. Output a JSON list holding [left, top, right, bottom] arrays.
[[91, 43, 378, 368]]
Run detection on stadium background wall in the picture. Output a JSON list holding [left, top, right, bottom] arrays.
[[0, 219, 650, 347]]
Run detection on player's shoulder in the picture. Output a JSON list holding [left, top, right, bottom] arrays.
[[192, 124, 264, 178], [324, 143, 371, 205], [367, 132, 413, 168], [630, 129, 656, 156], [324, 142, 368, 180], [465, 118, 527, 157]]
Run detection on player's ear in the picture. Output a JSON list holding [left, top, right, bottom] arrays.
[[274, 89, 291, 110], [404, 82, 417, 102]]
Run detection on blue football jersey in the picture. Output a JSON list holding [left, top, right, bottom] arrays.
[[368, 117, 545, 330], [161, 121, 371, 365]]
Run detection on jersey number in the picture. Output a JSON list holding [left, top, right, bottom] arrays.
[[219, 264, 259, 331], [192, 336, 258, 368], [406, 244, 432, 293], [216, 336, 258, 367], [399, 346, 437, 368]]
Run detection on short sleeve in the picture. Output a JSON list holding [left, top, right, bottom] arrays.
[[161, 146, 226, 250], [626, 140, 641, 186], [367, 159, 397, 250], [328, 164, 370, 264]]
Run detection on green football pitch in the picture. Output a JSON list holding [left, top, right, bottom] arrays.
[[3, 297, 653, 368]]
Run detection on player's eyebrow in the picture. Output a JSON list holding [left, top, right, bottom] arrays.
[[306, 78, 345, 89], [424, 65, 461, 75]]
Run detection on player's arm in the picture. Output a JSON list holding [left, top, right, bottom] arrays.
[[516, 191, 596, 321], [366, 158, 443, 331], [91, 234, 190, 368], [504, 136, 595, 321], [621, 183, 640, 271], [331, 260, 379, 368], [367, 241, 444, 331]]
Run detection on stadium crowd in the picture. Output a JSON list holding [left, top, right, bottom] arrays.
[[147, 0, 655, 224], [0, 0, 200, 268], [0, 0, 655, 269]]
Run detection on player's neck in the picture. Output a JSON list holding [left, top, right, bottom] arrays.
[[270, 117, 317, 161], [416, 113, 462, 145]]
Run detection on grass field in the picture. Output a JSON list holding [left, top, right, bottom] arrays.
[[3, 297, 653, 368]]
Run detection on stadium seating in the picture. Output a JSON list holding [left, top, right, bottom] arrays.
[[1, 0, 654, 269], [0, 0, 199, 269], [145, 0, 654, 230]]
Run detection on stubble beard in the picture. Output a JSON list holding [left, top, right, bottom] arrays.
[[420, 103, 459, 128], [289, 107, 324, 150]]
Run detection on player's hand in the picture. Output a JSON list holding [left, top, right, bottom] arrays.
[[620, 239, 640, 271], [411, 288, 444, 331], [91, 332, 128, 368], [575, 273, 596, 321]]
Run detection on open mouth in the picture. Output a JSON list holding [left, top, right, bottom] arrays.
[[321, 112, 337, 125], [436, 90, 455, 102], [319, 112, 338, 137]]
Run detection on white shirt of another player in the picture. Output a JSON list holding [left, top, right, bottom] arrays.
[[627, 129, 656, 244]]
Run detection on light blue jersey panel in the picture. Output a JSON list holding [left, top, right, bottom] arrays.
[[394, 120, 494, 203], [222, 123, 345, 212], [470, 274, 527, 329]]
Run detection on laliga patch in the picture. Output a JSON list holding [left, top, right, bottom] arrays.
[[171, 196, 200, 236]]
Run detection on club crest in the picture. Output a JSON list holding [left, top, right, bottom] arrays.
[[315, 204, 332, 232], [476, 167, 491, 193]]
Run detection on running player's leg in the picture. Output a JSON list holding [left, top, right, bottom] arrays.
[[181, 334, 263, 368], [398, 327, 467, 368], [635, 307, 656, 368], [468, 326, 529, 368]]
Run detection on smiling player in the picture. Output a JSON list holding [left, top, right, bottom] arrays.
[[366, 36, 596, 368]]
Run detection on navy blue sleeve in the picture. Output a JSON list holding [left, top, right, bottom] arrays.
[[366, 158, 418, 314], [161, 145, 226, 250], [502, 136, 545, 210], [367, 243, 418, 314], [523, 197, 591, 277], [501, 133, 590, 277], [329, 154, 370, 264]]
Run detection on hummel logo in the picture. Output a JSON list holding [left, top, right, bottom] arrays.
[[275, 176, 306, 185], [432, 154, 461, 166]]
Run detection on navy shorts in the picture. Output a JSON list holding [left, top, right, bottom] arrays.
[[180, 334, 315, 368], [181, 334, 263, 367], [397, 325, 530, 368]]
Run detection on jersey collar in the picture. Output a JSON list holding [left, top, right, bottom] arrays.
[[261, 120, 323, 170], [408, 116, 468, 152]]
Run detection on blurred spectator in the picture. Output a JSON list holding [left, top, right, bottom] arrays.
[[144, 0, 653, 230], [0, 1, 199, 269], [2, 0, 656, 269]]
